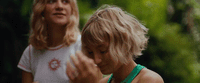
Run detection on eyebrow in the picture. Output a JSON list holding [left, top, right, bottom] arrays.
[[97, 44, 109, 49], [97, 45, 103, 48], [83, 45, 107, 50]]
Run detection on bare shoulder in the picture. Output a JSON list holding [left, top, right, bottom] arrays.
[[99, 74, 112, 83], [137, 68, 164, 83]]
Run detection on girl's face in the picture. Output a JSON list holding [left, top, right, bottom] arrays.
[[84, 43, 122, 74], [44, 0, 71, 26]]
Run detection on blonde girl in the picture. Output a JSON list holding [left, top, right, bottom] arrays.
[[67, 5, 164, 83], [18, 0, 81, 83]]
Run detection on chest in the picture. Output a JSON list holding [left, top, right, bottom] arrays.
[[29, 47, 75, 82]]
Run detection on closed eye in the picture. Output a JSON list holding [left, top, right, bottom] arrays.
[[47, 0, 54, 3], [88, 52, 93, 54], [100, 51, 106, 54], [63, 0, 70, 3], [87, 51, 94, 59], [100, 50, 108, 54]]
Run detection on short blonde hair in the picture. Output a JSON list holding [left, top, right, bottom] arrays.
[[81, 5, 148, 64], [29, 0, 80, 50]]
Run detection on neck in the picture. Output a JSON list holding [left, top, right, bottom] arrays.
[[46, 24, 66, 47], [112, 59, 137, 83]]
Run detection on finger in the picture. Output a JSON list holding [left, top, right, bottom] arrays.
[[76, 51, 91, 65], [77, 51, 96, 67], [70, 54, 81, 70], [70, 55, 85, 78], [76, 51, 89, 59], [76, 51, 90, 70], [66, 61, 76, 80], [66, 61, 72, 74], [97, 68, 103, 81], [73, 70, 79, 78], [70, 54, 78, 64]]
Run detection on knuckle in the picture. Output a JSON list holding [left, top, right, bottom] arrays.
[[90, 59, 94, 63], [80, 57, 87, 63], [73, 62, 79, 67]]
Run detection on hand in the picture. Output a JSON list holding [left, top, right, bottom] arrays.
[[66, 51, 101, 83]]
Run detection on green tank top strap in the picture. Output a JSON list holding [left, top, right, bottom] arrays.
[[107, 74, 113, 83], [107, 64, 145, 83]]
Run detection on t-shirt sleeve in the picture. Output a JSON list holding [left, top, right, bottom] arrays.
[[17, 45, 32, 72]]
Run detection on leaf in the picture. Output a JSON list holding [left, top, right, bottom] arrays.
[[21, 0, 32, 16]]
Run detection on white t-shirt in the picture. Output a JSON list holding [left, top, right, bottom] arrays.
[[17, 35, 81, 83]]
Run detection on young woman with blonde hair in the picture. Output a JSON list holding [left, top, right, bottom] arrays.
[[18, 0, 83, 82], [67, 5, 164, 83]]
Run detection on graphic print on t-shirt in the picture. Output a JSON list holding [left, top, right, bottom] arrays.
[[48, 58, 61, 71]]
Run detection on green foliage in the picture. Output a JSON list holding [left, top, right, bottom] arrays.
[[149, 23, 199, 82], [189, 0, 200, 61], [21, 0, 32, 16], [77, 0, 96, 29]]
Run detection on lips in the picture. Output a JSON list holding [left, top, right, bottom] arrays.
[[53, 13, 65, 16]]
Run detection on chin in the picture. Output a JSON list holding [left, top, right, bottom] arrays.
[[58, 22, 68, 26], [54, 22, 68, 26], [100, 69, 112, 75], [53, 19, 68, 25]]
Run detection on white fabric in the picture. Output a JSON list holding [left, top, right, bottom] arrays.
[[17, 35, 81, 83]]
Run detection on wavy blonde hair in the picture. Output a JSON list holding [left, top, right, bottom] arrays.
[[29, 0, 80, 50], [81, 5, 149, 64]]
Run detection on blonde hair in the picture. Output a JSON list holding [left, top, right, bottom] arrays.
[[29, 0, 80, 50], [81, 5, 149, 64]]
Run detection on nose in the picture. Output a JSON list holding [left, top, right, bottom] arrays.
[[55, 0, 63, 10], [93, 52, 102, 64]]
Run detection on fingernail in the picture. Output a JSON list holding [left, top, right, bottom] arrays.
[[75, 51, 82, 55]]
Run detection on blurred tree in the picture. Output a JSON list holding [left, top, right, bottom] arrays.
[[188, 0, 200, 62]]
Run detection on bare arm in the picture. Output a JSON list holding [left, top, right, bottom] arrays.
[[22, 70, 33, 83]]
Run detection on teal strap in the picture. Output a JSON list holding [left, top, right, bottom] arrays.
[[121, 64, 145, 83], [107, 74, 113, 83], [107, 64, 145, 83]]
